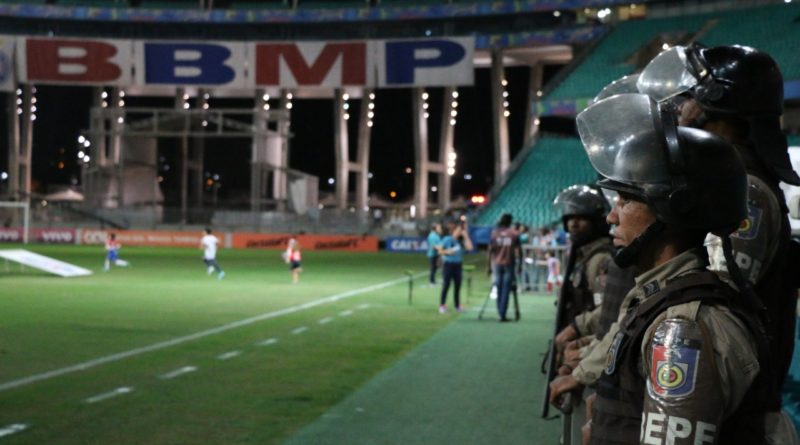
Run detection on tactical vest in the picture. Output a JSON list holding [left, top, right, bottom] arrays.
[[590, 271, 768, 445], [595, 263, 637, 339], [751, 180, 797, 410], [562, 239, 615, 324]]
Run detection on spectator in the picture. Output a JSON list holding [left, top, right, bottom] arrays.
[[437, 220, 473, 313], [426, 223, 443, 285]]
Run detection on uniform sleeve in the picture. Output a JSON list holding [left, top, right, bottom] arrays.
[[573, 304, 603, 337], [729, 175, 783, 285], [639, 314, 759, 444], [571, 323, 617, 385], [585, 251, 612, 296]]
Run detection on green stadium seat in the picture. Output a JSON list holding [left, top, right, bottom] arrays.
[[475, 136, 597, 229], [296, 0, 368, 8], [230, 0, 288, 10], [138, 0, 202, 10], [0, 0, 47, 4], [545, 3, 800, 105], [58, 0, 128, 7]]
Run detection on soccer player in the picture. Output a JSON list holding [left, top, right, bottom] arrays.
[[200, 227, 225, 280], [286, 238, 302, 284], [104, 233, 129, 271]]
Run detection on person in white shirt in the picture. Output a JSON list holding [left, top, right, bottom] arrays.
[[200, 227, 224, 280]]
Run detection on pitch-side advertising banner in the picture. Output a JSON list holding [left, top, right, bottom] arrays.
[[12, 36, 473, 88], [0, 228, 77, 244], [232, 233, 378, 252], [81, 229, 204, 248]]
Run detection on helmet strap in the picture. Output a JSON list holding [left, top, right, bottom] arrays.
[[613, 221, 665, 268]]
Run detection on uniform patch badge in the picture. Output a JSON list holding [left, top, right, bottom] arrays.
[[648, 343, 700, 398], [604, 332, 624, 375], [733, 204, 762, 240], [643, 280, 661, 297]]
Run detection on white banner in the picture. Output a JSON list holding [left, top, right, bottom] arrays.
[[0, 35, 14, 92], [0, 249, 92, 277]]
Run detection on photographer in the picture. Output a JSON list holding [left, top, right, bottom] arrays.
[[437, 219, 473, 314]]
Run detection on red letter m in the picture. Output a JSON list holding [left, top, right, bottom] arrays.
[[256, 42, 366, 87]]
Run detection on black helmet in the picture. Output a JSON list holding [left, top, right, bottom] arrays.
[[577, 93, 748, 236], [553, 184, 610, 223], [637, 44, 800, 185]]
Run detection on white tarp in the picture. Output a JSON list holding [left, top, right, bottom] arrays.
[[0, 249, 92, 277]]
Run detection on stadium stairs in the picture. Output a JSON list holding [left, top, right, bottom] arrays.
[[474, 136, 597, 229]]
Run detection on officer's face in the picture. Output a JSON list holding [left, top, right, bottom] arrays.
[[565, 216, 592, 243], [606, 193, 657, 248], [678, 98, 704, 128]]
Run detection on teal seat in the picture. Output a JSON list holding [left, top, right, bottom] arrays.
[[475, 137, 597, 229]]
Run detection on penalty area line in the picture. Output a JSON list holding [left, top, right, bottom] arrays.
[[0, 272, 426, 393]]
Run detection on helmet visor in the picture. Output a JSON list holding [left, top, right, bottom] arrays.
[[576, 93, 672, 185], [592, 74, 640, 104], [637, 46, 698, 102]]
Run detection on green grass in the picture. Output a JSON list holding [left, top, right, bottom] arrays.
[[0, 245, 471, 444]]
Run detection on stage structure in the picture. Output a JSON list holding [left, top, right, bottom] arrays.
[[81, 87, 307, 225], [2, 35, 566, 224]]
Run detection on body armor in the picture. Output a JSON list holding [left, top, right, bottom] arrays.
[[590, 271, 768, 445]]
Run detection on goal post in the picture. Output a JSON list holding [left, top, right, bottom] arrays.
[[0, 201, 30, 244]]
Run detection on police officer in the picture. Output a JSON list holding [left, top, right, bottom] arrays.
[[554, 93, 769, 444], [550, 185, 615, 442], [553, 185, 615, 327], [638, 44, 800, 442]]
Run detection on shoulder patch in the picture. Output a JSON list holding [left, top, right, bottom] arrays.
[[647, 341, 700, 399], [643, 280, 661, 297], [733, 204, 762, 241]]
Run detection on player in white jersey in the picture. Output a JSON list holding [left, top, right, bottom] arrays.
[[200, 227, 224, 280]]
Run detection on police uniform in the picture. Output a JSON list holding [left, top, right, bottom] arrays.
[[566, 237, 614, 326], [589, 249, 764, 445], [573, 93, 768, 444]]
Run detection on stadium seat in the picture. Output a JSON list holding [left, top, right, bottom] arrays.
[[475, 136, 597, 228], [138, 0, 203, 10], [230, 0, 288, 10], [296, 0, 369, 8], [57, 0, 129, 7]]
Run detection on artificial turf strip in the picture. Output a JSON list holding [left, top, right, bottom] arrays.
[[0, 245, 463, 444], [283, 294, 562, 445]]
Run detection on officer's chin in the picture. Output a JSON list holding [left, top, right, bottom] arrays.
[[612, 237, 626, 248]]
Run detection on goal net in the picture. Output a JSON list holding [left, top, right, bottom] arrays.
[[0, 201, 30, 244]]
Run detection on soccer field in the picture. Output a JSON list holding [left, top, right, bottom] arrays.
[[0, 245, 481, 444]]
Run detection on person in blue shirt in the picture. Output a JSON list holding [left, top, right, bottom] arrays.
[[426, 223, 443, 285], [436, 220, 473, 313]]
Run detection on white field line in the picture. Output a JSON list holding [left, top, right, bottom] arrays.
[[291, 326, 308, 335], [158, 366, 198, 380], [338, 310, 354, 317], [318, 317, 334, 325], [0, 273, 426, 393], [255, 338, 278, 346], [356, 304, 371, 310], [217, 351, 241, 361], [84, 386, 133, 404], [0, 423, 28, 438]]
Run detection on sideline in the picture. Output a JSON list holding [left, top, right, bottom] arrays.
[[0, 272, 426, 393]]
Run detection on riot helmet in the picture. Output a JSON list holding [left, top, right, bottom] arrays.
[[591, 74, 640, 104], [638, 44, 800, 185], [577, 93, 748, 265], [553, 184, 611, 244]]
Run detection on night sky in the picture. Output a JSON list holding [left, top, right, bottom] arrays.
[[1, 65, 568, 206]]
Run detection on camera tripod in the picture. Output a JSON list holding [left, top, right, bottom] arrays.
[[477, 282, 520, 321]]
